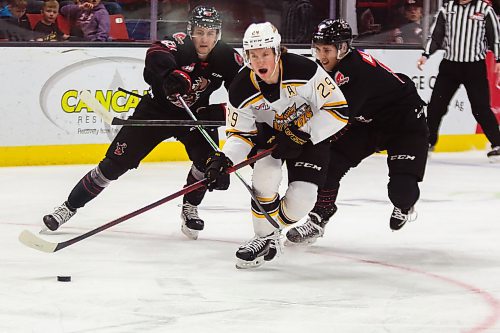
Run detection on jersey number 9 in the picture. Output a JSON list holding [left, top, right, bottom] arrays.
[[228, 109, 238, 127]]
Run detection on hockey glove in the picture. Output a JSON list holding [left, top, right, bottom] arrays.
[[163, 70, 192, 96], [196, 103, 227, 121], [271, 124, 310, 160], [205, 151, 233, 191]]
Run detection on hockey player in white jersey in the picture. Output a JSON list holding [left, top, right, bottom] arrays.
[[203, 22, 349, 268]]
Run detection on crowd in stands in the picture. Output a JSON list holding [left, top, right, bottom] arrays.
[[0, 0, 443, 45], [0, 0, 124, 41], [355, 0, 424, 45]]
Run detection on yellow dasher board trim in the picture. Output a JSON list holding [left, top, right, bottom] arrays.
[[0, 135, 490, 167]]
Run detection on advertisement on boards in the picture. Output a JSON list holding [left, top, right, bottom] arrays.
[[0, 47, 148, 147]]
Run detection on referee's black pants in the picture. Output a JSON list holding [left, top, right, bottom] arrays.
[[427, 59, 500, 148]]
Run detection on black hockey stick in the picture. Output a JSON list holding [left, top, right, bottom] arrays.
[[18, 146, 275, 253], [176, 95, 280, 229], [110, 118, 225, 127], [79, 91, 224, 127]]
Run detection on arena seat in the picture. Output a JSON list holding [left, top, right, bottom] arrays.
[[109, 14, 130, 41], [26, 13, 70, 35]]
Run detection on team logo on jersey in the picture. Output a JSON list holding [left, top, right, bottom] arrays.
[[160, 40, 177, 51], [234, 53, 244, 66], [167, 76, 210, 106], [192, 76, 209, 92], [470, 12, 485, 20], [181, 63, 196, 72], [211, 72, 222, 78], [173, 32, 187, 44], [334, 71, 349, 86], [114, 142, 127, 156], [274, 103, 313, 129]]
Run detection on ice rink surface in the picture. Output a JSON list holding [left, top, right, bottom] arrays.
[[1, 150, 499, 333]]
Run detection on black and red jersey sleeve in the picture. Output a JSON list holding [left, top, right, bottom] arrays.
[[143, 40, 178, 92]]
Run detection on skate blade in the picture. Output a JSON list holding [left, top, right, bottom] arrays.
[[488, 155, 500, 163], [235, 256, 265, 269], [284, 238, 318, 247], [181, 224, 199, 240]]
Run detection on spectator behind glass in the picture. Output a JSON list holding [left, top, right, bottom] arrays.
[[60, 0, 109, 41], [392, 0, 423, 44], [34, 0, 69, 41], [0, 0, 32, 40], [281, 0, 315, 44]]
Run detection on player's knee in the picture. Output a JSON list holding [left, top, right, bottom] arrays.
[[388, 174, 419, 209], [253, 160, 282, 196], [280, 181, 318, 223], [98, 158, 129, 181]]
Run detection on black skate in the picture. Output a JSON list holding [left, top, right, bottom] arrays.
[[180, 202, 204, 240], [390, 206, 417, 231], [236, 231, 281, 269], [43, 201, 76, 231], [487, 146, 500, 162], [285, 212, 328, 246]]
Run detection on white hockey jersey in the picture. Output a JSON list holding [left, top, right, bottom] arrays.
[[223, 52, 349, 165]]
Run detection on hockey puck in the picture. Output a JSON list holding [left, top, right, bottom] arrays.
[[57, 276, 71, 282]]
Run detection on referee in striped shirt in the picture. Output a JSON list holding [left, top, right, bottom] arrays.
[[417, 0, 500, 159]]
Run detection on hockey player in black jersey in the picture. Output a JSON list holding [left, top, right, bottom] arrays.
[[42, 5, 243, 240], [204, 22, 349, 268], [287, 19, 429, 245]]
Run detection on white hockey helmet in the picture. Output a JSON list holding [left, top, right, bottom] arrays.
[[242, 22, 281, 64]]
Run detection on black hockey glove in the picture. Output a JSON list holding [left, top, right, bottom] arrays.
[[271, 124, 310, 160], [163, 70, 192, 96], [196, 103, 227, 121], [205, 151, 233, 191]]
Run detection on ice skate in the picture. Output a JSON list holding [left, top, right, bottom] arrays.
[[487, 146, 500, 162], [180, 202, 204, 240], [285, 212, 328, 246], [236, 231, 280, 269], [390, 206, 417, 231], [42, 201, 76, 231]]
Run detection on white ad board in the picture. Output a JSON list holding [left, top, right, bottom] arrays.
[[1, 47, 148, 147], [0, 46, 486, 150]]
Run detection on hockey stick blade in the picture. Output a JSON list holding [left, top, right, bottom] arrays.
[[79, 90, 113, 125], [110, 118, 225, 127], [19, 230, 58, 253], [19, 146, 275, 253]]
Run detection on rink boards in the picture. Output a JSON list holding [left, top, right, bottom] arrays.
[[0, 46, 497, 166]]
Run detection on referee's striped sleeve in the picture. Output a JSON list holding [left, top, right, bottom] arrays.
[[484, 5, 500, 61], [424, 7, 446, 57]]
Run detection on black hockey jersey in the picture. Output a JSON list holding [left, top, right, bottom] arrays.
[[325, 49, 423, 128], [143, 34, 244, 112]]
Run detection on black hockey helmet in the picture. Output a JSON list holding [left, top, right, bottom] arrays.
[[312, 19, 352, 48], [187, 5, 222, 39]]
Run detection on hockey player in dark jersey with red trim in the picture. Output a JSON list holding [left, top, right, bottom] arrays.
[[42, 6, 243, 240], [286, 19, 429, 245]]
